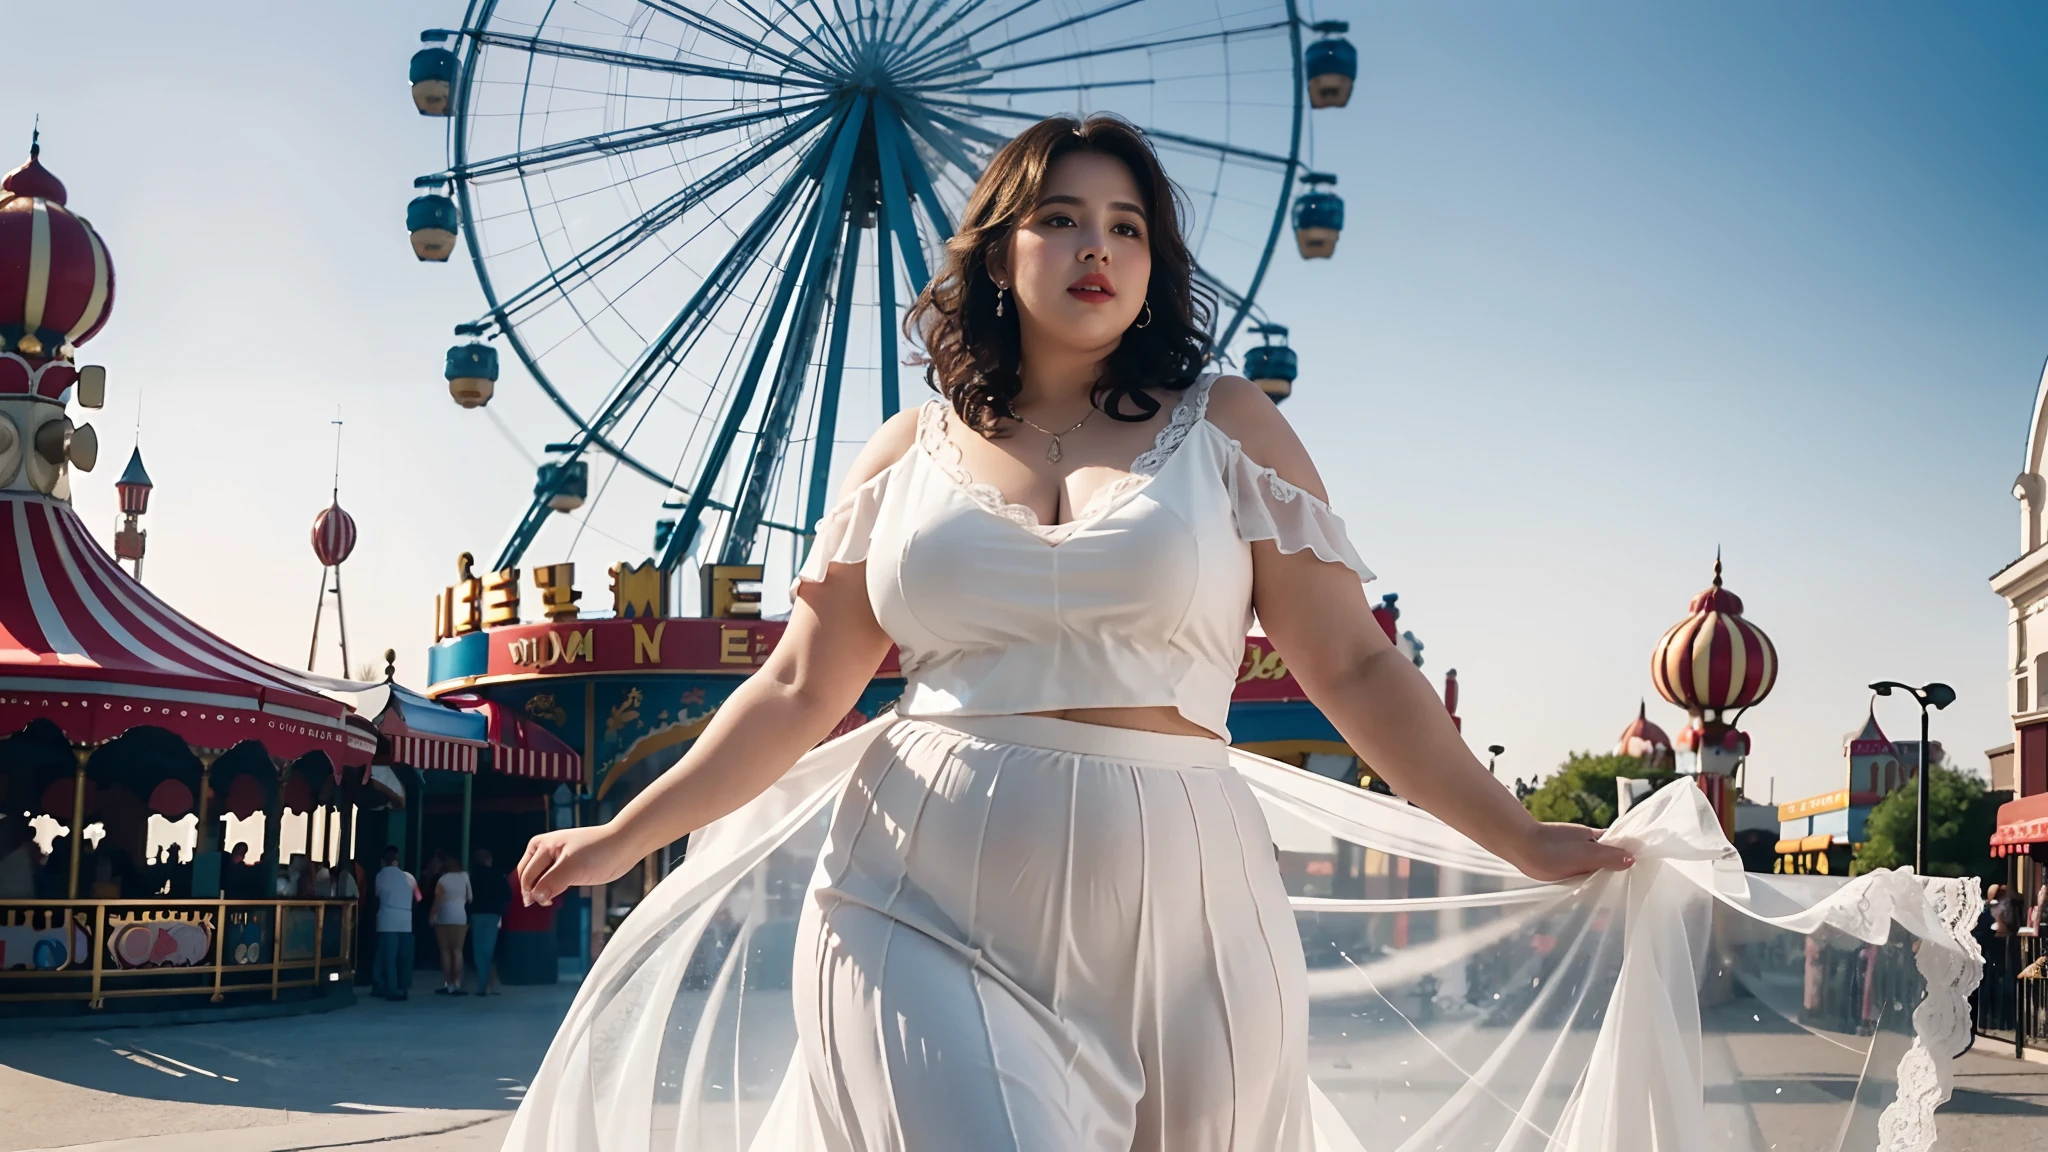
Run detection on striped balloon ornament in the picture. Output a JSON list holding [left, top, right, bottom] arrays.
[[1651, 557, 1777, 715], [0, 142, 114, 357], [311, 502, 357, 567]]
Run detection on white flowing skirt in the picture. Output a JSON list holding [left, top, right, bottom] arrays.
[[504, 714, 1984, 1152]]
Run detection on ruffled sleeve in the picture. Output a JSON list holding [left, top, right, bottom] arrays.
[[1225, 441, 1375, 581], [791, 465, 892, 591]]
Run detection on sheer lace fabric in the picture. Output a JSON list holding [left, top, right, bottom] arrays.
[[505, 725, 1981, 1152]]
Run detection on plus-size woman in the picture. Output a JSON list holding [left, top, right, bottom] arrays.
[[501, 116, 1980, 1152]]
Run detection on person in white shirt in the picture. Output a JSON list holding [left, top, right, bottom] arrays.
[[372, 846, 421, 1001], [431, 850, 474, 995]]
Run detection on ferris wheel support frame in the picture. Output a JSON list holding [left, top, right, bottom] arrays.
[[442, 0, 1310, 576], [661, 93, 874, 573]]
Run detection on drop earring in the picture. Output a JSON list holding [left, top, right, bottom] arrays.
[[1133, 301, 1152, 329], [996, 283, 1008, 317]]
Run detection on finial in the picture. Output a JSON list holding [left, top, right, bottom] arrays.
[[383, 648, 396, 681], [330, 407, 344, 501], [30, 116, 39, 158], [1712, 547, 1723, 588]]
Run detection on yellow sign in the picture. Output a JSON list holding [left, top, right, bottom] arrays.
[[702, 564, 764, 619], [534, 563, 580, 621], [506, 628, 596, 670], [633, 621, 667, 665], [610, 560, 667, 619], [434, 553, 484, 642], [1238, 644, 1288, 683], [482, 567, 521, 628], [1777, 789, 1850, 822]]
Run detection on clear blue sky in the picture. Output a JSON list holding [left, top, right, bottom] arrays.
[[7, 2, 2042, 804]]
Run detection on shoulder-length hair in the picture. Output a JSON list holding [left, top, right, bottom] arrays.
[[907, 113, 1213, 434]]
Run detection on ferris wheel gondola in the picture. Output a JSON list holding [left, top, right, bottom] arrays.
[[409, 0, 1353, 586]]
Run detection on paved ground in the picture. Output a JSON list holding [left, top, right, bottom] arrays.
[[3, 970, 2046, 1150]]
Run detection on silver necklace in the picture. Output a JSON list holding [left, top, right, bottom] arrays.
[[1011, 404, 1096, 463]]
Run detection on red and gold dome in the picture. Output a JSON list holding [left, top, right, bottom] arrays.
[[1650, 556, 1777, 718], [1615, 700, 1675, 767], [0, 136, 115, 401]]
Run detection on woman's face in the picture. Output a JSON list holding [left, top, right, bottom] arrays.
[[998, 150, 1153, 357]]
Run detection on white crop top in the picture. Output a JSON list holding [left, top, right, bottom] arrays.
[[793, 374, 1375, 740]]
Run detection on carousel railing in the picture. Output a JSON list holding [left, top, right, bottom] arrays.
[[0, 897, 356, 1009], [1977, 931, 2048, 1056]]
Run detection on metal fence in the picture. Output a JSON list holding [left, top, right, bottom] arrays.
[[0, 898, 355, 1009], [1976, 932, 2048, 1057]]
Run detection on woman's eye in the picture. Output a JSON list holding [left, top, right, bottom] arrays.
[[1113, 222, 1143, 238], [1044, 214, 1074, 227]]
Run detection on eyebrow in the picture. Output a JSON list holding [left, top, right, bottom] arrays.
[[1036, 194, 1147, 219]]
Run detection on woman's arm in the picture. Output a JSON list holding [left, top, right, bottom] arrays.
[[1207, 377, 1630, 883], [517, 411, 919, 905]]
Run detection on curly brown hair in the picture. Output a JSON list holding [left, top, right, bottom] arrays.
[[907, 113, 1214, 434]]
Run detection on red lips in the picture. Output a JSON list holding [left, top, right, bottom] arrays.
[[1067, 272, 1115, 302]]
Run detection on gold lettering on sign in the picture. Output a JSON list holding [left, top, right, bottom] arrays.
[[534, 563, 581, 621], [611, 561, 668, 619], [719, 627, 751, 665], [562, 628, 594, 664], [506, 628, 594, 670], [1236, 644, 1288, 684], [701, 564, 764, 619], [482, 567, 521, 628], [450, 553, 483, 637], [633, 621, 667, 665]]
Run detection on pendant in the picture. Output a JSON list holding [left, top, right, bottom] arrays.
[[1046, 436, 1062, 464]]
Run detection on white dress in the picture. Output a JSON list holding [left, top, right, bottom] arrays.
[[505, 378, 1983, 1152]]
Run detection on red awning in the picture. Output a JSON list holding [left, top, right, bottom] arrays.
[[0, 494, 376, 764], [451, 699, 581, 784], [1991, 792, 2048, 857]]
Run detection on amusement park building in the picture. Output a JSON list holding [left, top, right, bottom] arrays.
[[1990, 358, 2048, 892]]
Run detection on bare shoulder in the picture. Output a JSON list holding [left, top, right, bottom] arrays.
[[1202, 374, 1331, 502], [838, 406, 923, 495]]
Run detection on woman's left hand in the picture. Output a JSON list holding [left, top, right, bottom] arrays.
[[1510, 823, 1634, 883]]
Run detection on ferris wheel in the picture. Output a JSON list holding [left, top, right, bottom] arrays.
[[405, 0, 1357, 583]]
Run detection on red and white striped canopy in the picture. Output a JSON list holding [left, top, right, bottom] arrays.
[[449, 699, 582, 784], [0, 492, 376, 763]]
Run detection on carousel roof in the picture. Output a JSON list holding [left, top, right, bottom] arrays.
[[0, 491, 377, 764]]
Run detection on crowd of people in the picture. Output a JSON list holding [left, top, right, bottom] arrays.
[[368, 845, 512, 1000]]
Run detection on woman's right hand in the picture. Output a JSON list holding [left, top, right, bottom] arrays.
[[516, 825, 639, 908]]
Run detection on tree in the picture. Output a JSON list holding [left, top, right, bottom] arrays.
[[1522, 752, 1647, 829], [1850, 765, 1998, 879]]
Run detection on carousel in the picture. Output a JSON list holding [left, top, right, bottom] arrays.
[[0, 139, 381, 1016]]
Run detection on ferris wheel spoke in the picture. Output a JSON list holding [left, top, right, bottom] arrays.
[[443, 98, 828, 183], [898, 0, 1147, 83], [891, 0, 1045, 73], [806, 212, 864, 534], [905, 76, 1154, 96], [879, 103, 955, 243], [892, 100, 991, 180], [908, 18, 1294, 87], [492, 119, 843, 568], [895, 99, 1008, 151], [474, 29, 831, 88], [662, 95, 875, 570], [886, 0, 1016, 69], [483, 103, 838, 327], [727, 0, 860, 73], [633, 0, 842, 82]]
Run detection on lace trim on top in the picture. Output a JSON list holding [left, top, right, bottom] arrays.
[[919, 375, 1215, 530]]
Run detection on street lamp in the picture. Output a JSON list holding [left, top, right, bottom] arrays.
[[1869, 680, 1957, 875], [1486, 744, 1505, 779]]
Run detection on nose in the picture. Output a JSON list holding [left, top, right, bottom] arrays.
[[1077, 229, 1108, 265]]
